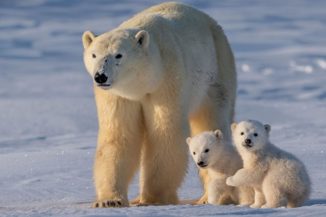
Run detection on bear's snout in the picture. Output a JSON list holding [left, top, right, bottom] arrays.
[[245, 139, 251, 145], [197, 161, 207, 168], [243, 138, 253, 148], [94, 72, 108, 84]]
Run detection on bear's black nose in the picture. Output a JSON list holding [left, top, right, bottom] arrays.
[[245, 139, 252, 145], [94, 72, 108, 84], [197, 161, 205, 167]]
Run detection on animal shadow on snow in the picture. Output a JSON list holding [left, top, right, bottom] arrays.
[[305, 199, 326, 206], [215, 199, 326, 216], [216, 209, 278, 216]]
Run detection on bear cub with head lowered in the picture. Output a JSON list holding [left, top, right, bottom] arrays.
[[187, 130, 254, 205], [226, 120, 310, 208]]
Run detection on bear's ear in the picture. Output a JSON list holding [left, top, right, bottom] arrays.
[[264, 124, 271, 134], [231, 123, 237, 132], [82, 31, 96, 49], [135, 30, 149, 48], [186, 137, 192, 145], [214, 129, 223, 140]]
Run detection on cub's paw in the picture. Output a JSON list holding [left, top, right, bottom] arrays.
[[237, 203, 250, 207], [250, 203, 262, 208], [261, 204, 285, 209], [226, 177, 235, 186], [92, 199, 126, 208]]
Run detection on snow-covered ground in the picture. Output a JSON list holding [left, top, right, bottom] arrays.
[[1, 0, 326, 216]]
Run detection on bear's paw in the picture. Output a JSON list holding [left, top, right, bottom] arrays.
[[92, 199, 127, 208], [250, 203, 262, 209], [226, 177, 235, 186]]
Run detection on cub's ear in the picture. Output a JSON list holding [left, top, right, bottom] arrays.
[[264, 124, 271, 134], [214, 129, 223, 139], [231, 123, 237, 132], [135, 30, 149, 48], [82, 31, 96, 49], [186, 137, 192, 145]]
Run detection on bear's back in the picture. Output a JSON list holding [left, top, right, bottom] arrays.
[[119, 2, 216, 32], [265, 144, 310, 186]]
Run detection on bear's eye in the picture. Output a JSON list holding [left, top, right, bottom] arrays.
[[193, 152, 196, 155], [240, 132, 244, 136], [254, 133, 258, 137], [204, 149, 209, 153], [92, 53, 96, 58], [115, 54, 123, 59]]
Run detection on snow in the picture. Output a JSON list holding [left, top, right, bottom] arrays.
[[0, 0, 326, 216]]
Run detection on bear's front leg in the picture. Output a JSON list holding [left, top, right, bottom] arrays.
[[92, 88, 143, 208], [207, 178, 231, 205], [226, 169, 256, 187]]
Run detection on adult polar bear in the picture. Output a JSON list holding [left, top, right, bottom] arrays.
[[82, 2, 236, 207]]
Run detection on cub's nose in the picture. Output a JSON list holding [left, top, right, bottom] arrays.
[[245, 139, 252, 145], [197, 161, 205, 167], [94, 72, 108, 84]]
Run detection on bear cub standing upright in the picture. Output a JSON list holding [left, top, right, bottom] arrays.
[[227, 120, 311, 208], [187, 130, 254, 205]]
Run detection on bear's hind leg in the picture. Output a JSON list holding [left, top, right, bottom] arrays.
[[262, 187, 287, 208], [139, 102, 188, 205], [287, 198, 304, 208]]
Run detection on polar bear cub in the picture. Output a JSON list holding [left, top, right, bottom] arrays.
[[186, 130, 254, 205], [226, 120, 310, 208]]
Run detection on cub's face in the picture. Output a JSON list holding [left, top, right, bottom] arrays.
[[186, 130, 224, 169], [82, 29, 153, 99], [231, 120, 271, 152]]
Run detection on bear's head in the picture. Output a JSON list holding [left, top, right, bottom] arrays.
[[186, 130, 225, 169], [82, 28, 163, 100], [231, 120, 271, 152]]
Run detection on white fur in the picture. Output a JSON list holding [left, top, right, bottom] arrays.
[[187, 130, 254, 205], [227, 120, 311, 208]]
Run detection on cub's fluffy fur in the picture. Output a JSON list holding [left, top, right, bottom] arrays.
[[227, 120, 310, 208], [187, 130, 253, 205]]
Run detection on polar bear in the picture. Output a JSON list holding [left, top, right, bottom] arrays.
[[226, 120, 311, 208], [82, 2, 236, 207], [186, 130, 253, 205]]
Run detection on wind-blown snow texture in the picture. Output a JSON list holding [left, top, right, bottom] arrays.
[[0, 0, 326, 216]]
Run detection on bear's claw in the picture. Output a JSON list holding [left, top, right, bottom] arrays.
[[92, 200, 124, 208]]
